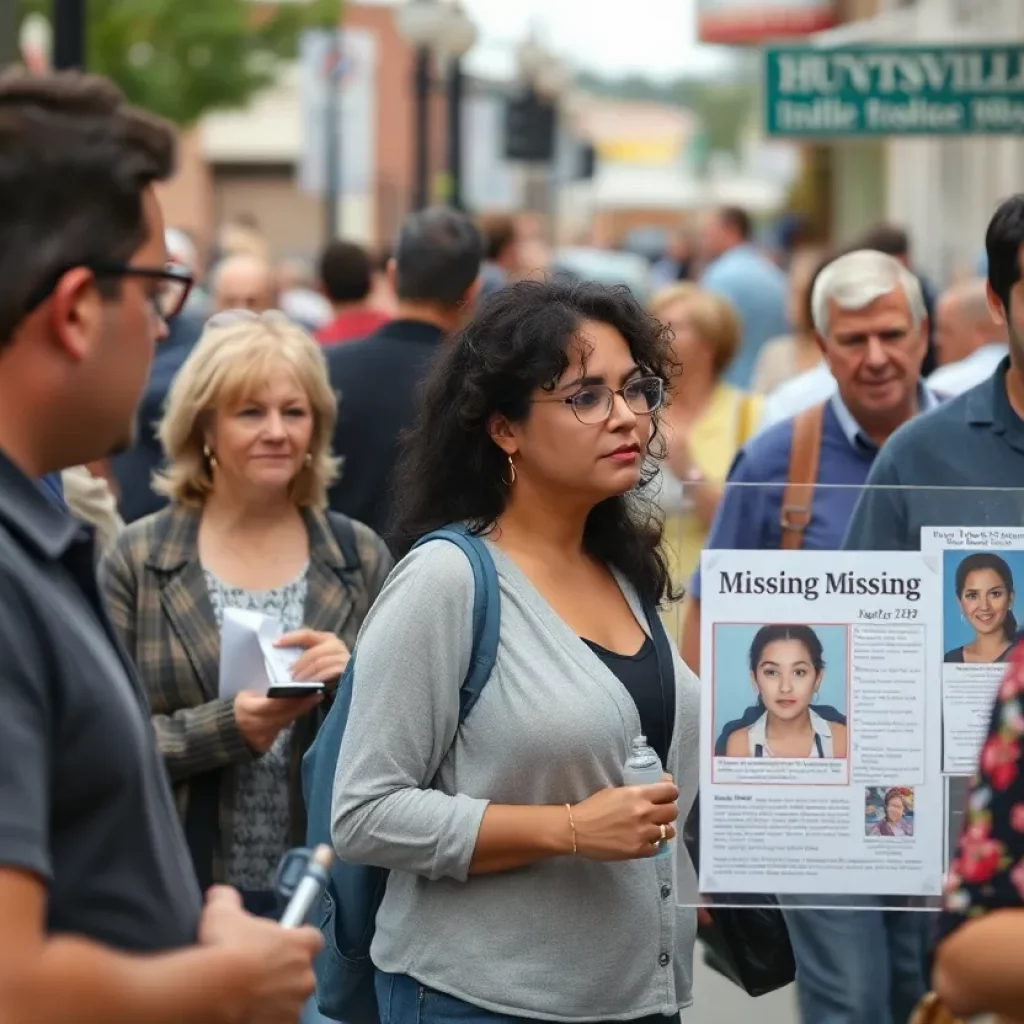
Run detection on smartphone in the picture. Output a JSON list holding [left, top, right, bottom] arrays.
[[264, 645, 324, 698], [267, 682, 326, 699]]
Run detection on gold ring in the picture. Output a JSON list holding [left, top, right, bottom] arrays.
[[659, 824, 668, 841]]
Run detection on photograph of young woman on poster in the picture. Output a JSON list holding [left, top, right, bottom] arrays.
[[718, 624, 848, 759], [866, 787, 915, 837], [944, 552, 1019, 664]]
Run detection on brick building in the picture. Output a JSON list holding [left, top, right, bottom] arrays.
[[157, 3, 448, 260]]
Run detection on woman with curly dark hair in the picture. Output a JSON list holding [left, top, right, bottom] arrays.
[[331, 279, 701, 1024]]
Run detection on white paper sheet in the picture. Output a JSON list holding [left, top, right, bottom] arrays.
[[698, 549, 945, 898], [218, 608, 320, 698], [921, 527, 1024, 774]]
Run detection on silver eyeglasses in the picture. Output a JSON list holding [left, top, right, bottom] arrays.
[[534, 375, 666, 425]]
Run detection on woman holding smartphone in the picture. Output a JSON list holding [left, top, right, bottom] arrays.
[[101, 311, 393, 920]]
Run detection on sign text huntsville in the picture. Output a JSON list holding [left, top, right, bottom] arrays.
[[765, 45, 1024, 136]]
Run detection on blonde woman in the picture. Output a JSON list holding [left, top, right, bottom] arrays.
[[750, 247, 828, 395], [99, 310, 393, 917], [651, 284, 763, 623]]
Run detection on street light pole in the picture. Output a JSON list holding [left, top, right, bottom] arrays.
[[323, 29, 342, 242], [446, 58, 464, 210], [52, 0, 85, 70], [412, 46, 431, 211], [0, 0, 18, 70], [398, 0, 476, 213]]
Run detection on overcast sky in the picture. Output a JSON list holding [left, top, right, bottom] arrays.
[[360, 0, 734, 80]]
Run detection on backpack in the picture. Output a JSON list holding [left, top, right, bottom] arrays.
[[300, 526, 500, 1024]]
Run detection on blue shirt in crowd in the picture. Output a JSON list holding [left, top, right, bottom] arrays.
[[690, 387, 940, 599], [37, 472, 68, 511], [701, 243, 789, 389], [844, 359, 1024, 551]]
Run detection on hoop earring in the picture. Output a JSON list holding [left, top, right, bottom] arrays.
[[504, 455, 517, 488], [203, 444, 218, 471]]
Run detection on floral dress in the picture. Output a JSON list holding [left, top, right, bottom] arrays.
[[938, 639, 1024, 941]]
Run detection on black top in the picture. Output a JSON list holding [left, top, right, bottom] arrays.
[[582, 635, 674, 764], [325, 318, 445, 539], [0, 450, 200, 951]]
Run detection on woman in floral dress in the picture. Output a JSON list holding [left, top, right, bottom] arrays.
[[932, 638, 1024, 1020]]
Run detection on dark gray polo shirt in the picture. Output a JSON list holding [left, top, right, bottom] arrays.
[[844, 358, 1024, 551], [0, 451, 201, 951]]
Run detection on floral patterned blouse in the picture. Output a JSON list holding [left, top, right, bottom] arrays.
[[938, 639, 1024, 942], [205, 566, 309, 894]]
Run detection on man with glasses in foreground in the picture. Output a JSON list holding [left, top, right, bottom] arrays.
[[0, 70, 320, 1024]]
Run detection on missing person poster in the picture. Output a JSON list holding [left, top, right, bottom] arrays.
[[699, 549, 945, 896], [921, 527, 1024, 775]]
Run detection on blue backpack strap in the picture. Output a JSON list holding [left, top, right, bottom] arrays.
[[411, 525, 499, 723]]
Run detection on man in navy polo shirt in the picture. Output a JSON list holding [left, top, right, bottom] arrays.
[[680, 249, 938, 1024], [845, 194, 1024, 552], [0, 70, 320, 1024]]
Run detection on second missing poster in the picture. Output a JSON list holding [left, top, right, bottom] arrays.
[[699, 549, 945, 897], [921, 527, 1024, 775]]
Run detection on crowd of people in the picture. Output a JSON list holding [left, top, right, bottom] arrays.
[[4, 64, 1024, 1024]]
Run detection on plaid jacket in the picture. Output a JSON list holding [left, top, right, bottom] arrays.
[[99, 503, 393, 889]]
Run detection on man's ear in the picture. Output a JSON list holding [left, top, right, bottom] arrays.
[[987, 281, 1008, 327], [48, 267, 103, 362]]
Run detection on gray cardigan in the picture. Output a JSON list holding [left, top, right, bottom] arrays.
[[331, 540, 701, 1021]]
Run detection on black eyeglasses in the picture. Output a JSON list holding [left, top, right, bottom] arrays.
[[534, 375, 666, 425], [24, 261, 195, 322]]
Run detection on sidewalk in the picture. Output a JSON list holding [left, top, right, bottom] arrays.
[[691, 955, 797, 1023]]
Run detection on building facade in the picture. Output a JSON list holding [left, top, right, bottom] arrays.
[[158, 3, 450, 258], [813, 0, 1023, 281]]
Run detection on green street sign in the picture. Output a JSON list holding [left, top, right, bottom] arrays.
[[764, 44, 1024, 137]]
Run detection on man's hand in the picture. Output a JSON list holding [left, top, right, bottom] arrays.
[[200, 887, 321, 1024], [233, 692, 322, 754]]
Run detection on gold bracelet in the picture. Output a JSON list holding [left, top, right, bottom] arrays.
[[565, 803, 578, 856]]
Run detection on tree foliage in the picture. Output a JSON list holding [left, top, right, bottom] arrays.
[[18, 0, 341, 125]]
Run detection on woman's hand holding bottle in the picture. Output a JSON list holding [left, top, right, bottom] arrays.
[[570, 781, 678, 861]]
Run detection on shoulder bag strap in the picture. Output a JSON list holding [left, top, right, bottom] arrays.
[[411, 526, 500, 723], [779, 403, 825, 552], [325, 512, 361, 574]]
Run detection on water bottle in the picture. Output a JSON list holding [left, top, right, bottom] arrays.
[[622, 734, 670, 858]]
